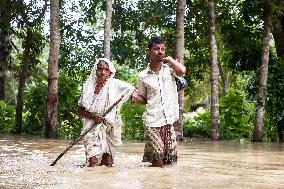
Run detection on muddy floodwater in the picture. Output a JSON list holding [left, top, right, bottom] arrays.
[[0, 134, 284, 189]]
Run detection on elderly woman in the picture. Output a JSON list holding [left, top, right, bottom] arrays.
[[77, 58, 138, 167]]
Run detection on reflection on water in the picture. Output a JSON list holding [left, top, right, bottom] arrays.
[[0, 134, 284, 189]]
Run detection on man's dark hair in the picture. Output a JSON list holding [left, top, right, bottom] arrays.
[[148, 36, 164, 50]]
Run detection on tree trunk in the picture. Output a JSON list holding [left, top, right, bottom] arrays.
[[208, 0, 220, 141], [218, 63, 228, 96], [0, 2, 12, 101], [14, 28, 32, 134], [0, 33, 11, 100], [277, 119, 284, 142], [174, 0, 186, 141], [46, 0, 60, 138], [253, 0, 272, 142], [103, 0, 112, 59], [0, 71, 5, 100], [271, 0, 284, 59]]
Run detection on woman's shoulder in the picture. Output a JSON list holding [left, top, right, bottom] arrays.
[[109, 77, 126, 84], [109, 78, 134, 89]]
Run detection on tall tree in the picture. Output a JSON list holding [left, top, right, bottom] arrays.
[[14, 0, 47, 134], [0, 1, 13, 100], [271, 0, 284, 59], [208, 0, 220, 141], [46, 0, 60, 138], [14, 27, 33, 133], [253, 0, 272, 142], [104, 0, 112, 59], [174, 0, 186, 140]]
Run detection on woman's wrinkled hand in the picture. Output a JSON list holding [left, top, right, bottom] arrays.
[[131, 89, 146, 104], [131, 89, 139, 103], [92, 113, 104, 124]]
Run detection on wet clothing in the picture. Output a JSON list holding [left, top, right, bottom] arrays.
[[137, 64, 179, 164], [79, 58, 134, 165], [142, 124, 177, 164], [137, 64, 179, 128]]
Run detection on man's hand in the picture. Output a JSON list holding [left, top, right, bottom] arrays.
[[161, 56, 175, 65], [162, 56, 186, 76]]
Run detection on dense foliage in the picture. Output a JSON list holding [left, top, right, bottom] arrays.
[[184, 88, 256, 141], [0, 0, 284, 142], [0, 100, 15, 133]]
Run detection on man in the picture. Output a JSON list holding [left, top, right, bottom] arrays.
[[135, 36, 186, 167], [77, 58, 139, 167]]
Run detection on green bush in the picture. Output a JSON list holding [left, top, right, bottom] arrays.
[[219, 89, 256, 140], [184, 89, 256, 140], [262, 111, 278, 142], [183, 108, 211, 138], [56, 71, 83, 139], [265, 58, 284, 141], [121, 101, 145, 140], [0, 100, 15, 133], [22, 77, 47, 135]]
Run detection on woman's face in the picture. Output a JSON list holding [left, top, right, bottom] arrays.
[[96, 61, 111, 84]]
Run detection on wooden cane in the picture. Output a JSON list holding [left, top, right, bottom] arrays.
[[50, 95, 125, 166]]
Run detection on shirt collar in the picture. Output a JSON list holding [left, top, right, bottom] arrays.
[[147, 64, 166, 74]]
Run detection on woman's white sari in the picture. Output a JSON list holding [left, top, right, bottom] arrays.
[[78, 58, 134, 163]]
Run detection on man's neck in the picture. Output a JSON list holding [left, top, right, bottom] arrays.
[[149, 61, 162, 73]]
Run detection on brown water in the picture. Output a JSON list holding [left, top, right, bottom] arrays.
[[0, 134, 284, 189]]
